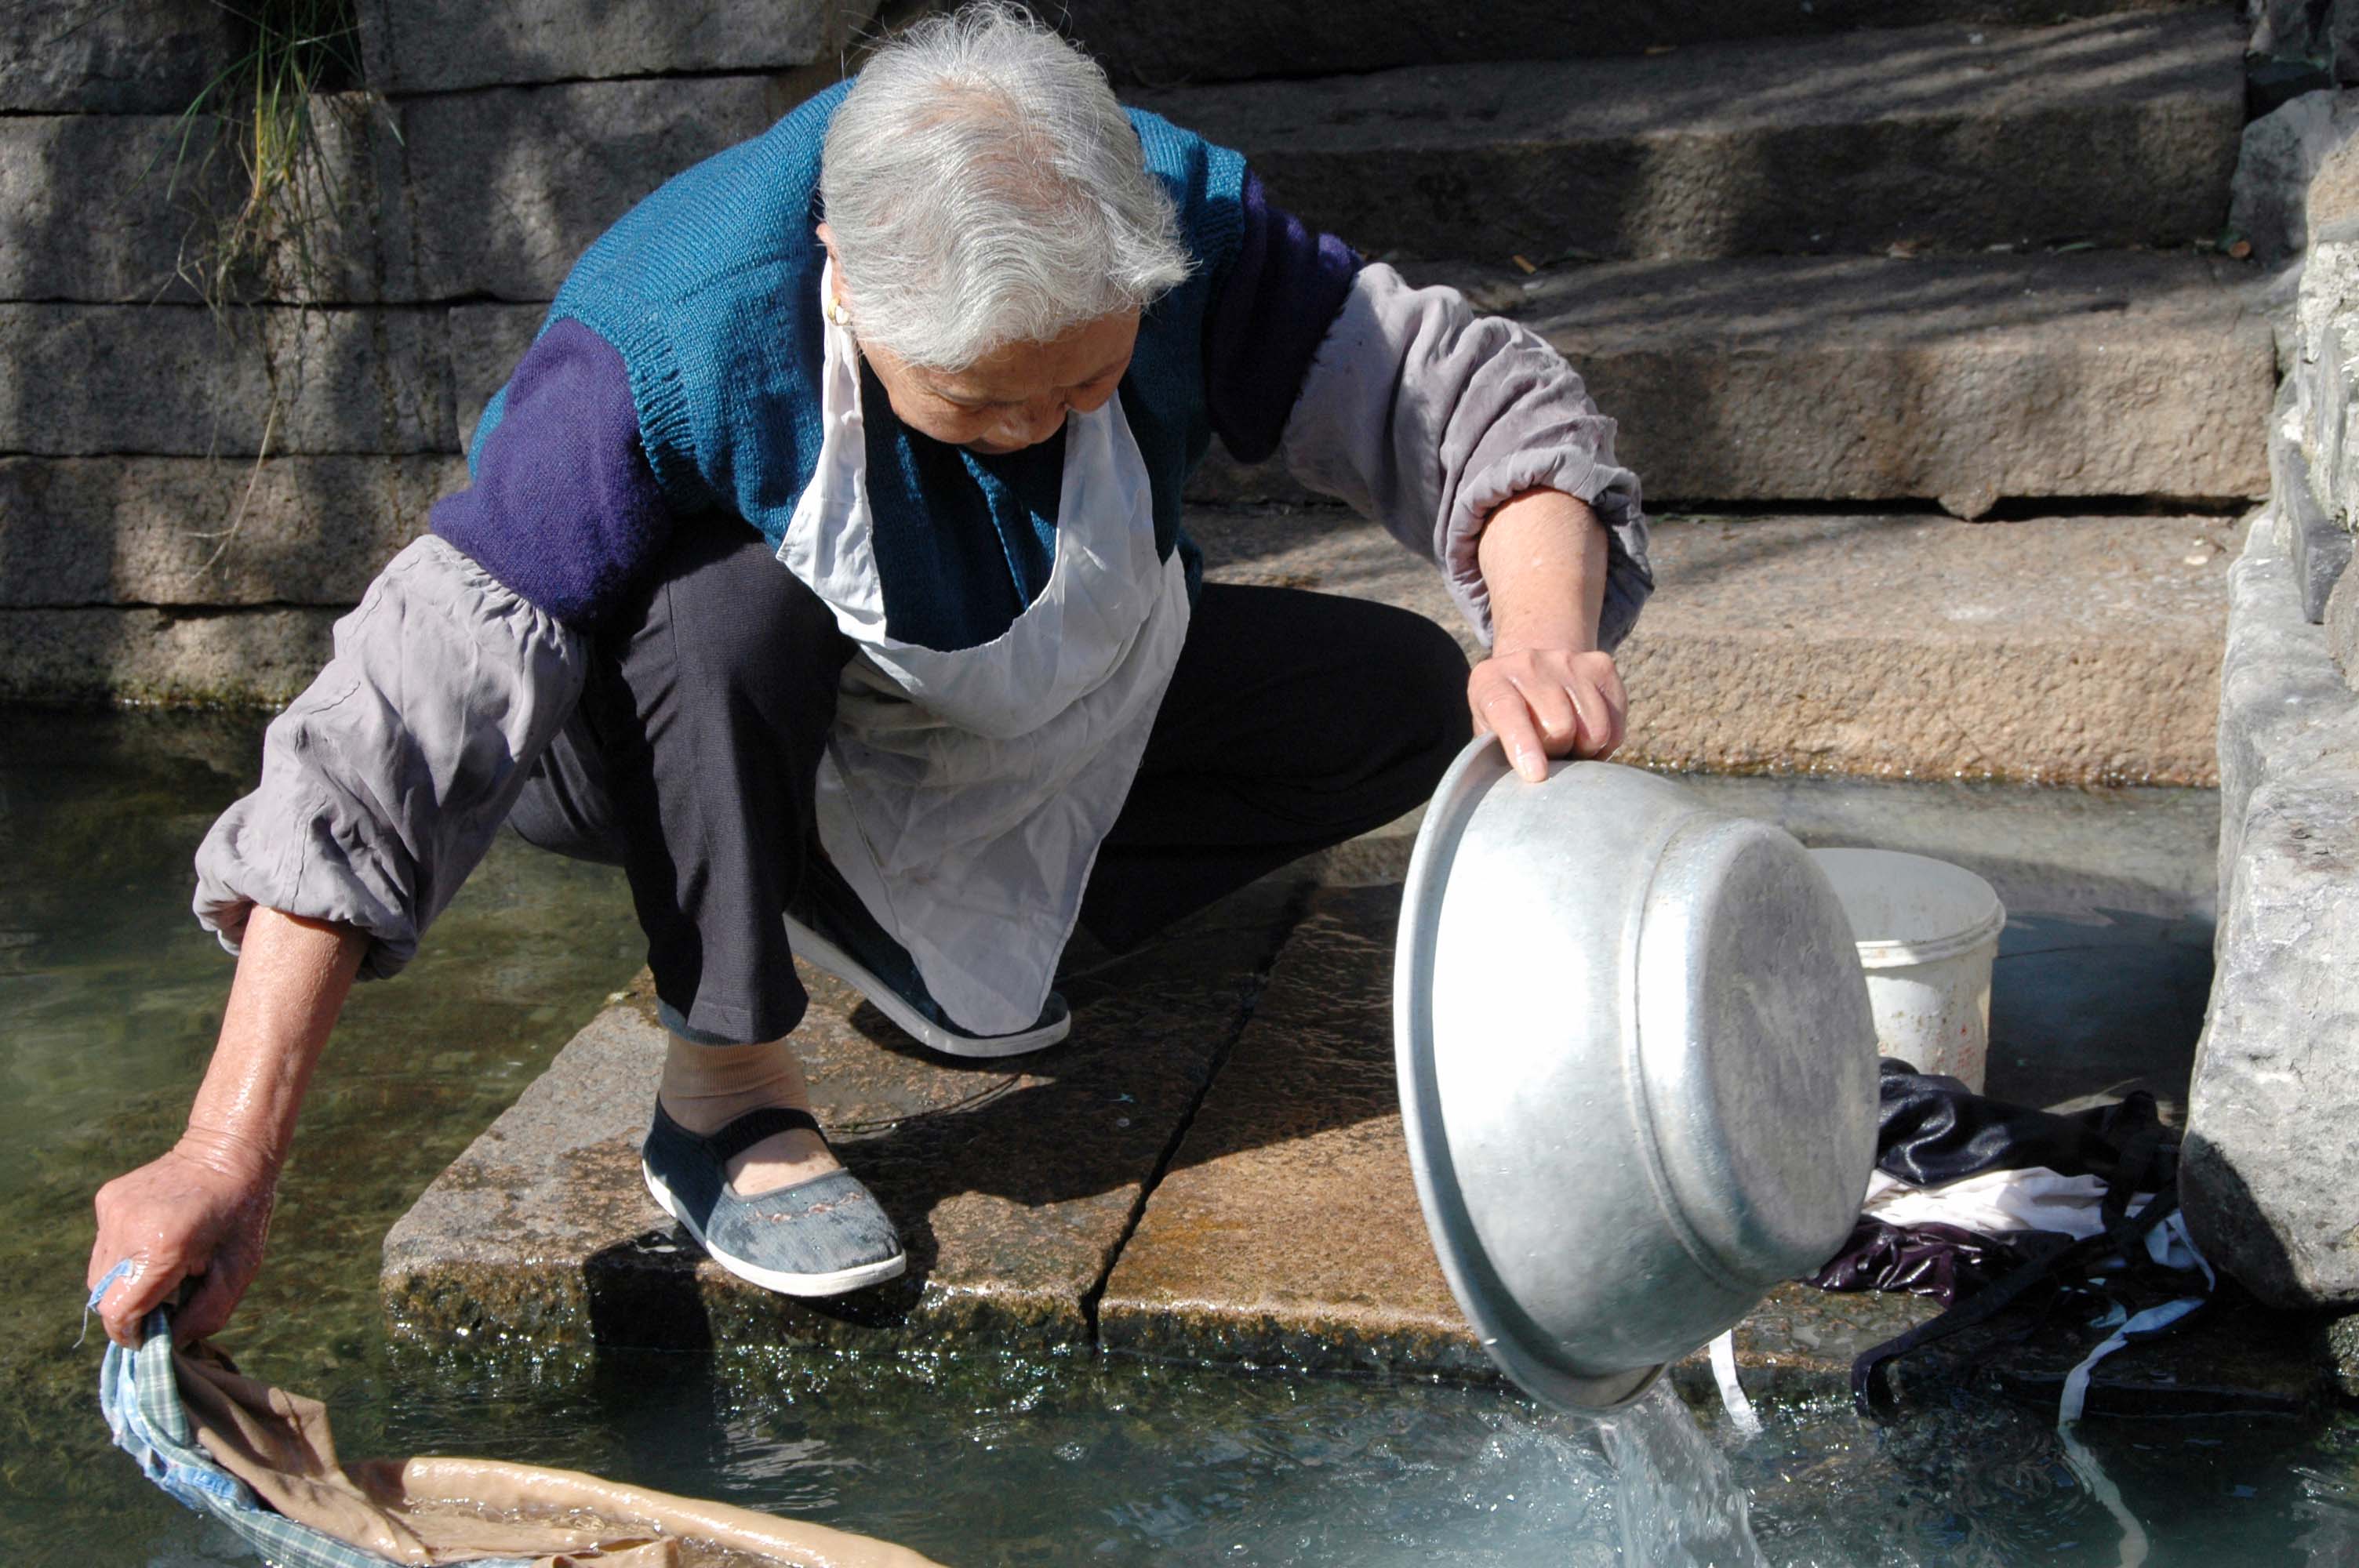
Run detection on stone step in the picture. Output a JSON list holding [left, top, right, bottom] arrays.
[[1192, 507, 2242, 786], [1078, 0, 2209, 86], [1132, 11, 2244, 263], [462, 257, 2270, 521], [12, 506, 2241, 740], [1194, 251, 2274, 514], [4, 16, 2244, 309]]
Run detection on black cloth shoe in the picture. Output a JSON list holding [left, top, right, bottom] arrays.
[[787, 854, 1070, 1057]]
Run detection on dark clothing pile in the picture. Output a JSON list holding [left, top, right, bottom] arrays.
[[1805, 1062, 2204, 1417], [1809, 1060, 2177, 1307]]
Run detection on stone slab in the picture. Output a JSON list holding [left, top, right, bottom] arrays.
[[2277, 427, 2357, 622], [382, 877, 1307, 1351], [2331, 559, 2359, 684], [0, 455, 459, 608], [1096, 885, 1485, 1377], [381, 76, 794, 302], [2313, 114, 2359, 235], [0, 114, 231, 304], [1196, 251, 2274, 512], [0, 98, 411, 307], [1095, 883, 1937, 1392], [2183, 512, 2359, 1310], [1102, 882, 2331, 1413], [2286, 230, 2359, 572], [1194, 508, 2238, 786], [0, 304, 453, 457], [1132, 13, 2244, 263], [2184, 760, 2359, 1309], [0, 605, 340, 706], [0, 0, 239, 114], [2294, 310, 2350, 530], [1076, 0, 2205, 85], [2212, 514, 2359, 879], [151, 82, 810, 307], [356, 0, 873, 96], [2231, 89, 2359, 265]]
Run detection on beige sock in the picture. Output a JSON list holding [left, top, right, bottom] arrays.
[[657, 1036, 841, 1196]]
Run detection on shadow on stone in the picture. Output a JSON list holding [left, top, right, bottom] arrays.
[[2180, 1134, 2313, 1312]]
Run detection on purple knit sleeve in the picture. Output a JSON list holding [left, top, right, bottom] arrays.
[[431, 318, 673, 626], [1203, 170, 1363, 465]]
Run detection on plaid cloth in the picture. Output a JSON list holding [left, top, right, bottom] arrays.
[[89, 1262, 536, 1568]]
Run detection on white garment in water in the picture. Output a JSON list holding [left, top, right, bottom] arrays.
[[777, 263, 1192, 1035]]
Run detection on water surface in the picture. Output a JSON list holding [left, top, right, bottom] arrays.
[[3, 710, 2351, 1566]]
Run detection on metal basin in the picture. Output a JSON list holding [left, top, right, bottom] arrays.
[[1394, 740, 1879, 1411]]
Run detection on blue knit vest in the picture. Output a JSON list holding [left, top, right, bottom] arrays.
[[480, 80, 1246, 652]]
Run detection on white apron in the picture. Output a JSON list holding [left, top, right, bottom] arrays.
[[776, 266, 1193, 1035]]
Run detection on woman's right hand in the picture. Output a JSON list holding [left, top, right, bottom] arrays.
[[88, 1136, 278, 1348], [85, 906, 368, 1348]]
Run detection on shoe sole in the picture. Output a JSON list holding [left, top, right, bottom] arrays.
[[783, 913, 1070, 1058], [642, 1161, 908, 1297]]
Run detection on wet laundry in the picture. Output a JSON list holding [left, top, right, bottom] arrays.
[[93, 1272, 941, 1568], [1805, 1062, 2213, 1421], [1807, 1217, 2058, 1306], [1872, 1058, 2175, 1193], [1863, 1166, 2141, 1242]]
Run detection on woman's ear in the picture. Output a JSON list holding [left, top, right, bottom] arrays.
[[814, 223, 856, 325]]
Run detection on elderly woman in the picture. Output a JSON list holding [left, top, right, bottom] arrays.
[[88, 4, 1649, 1338]]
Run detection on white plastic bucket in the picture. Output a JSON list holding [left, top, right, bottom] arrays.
[[1808, 848, 2006, 1091]]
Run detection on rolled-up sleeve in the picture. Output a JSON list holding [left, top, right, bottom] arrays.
[[193, 535, 589, 980], [1278, 262, 1652, 652]]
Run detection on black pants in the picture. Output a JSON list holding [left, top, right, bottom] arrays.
[[510, 516, 1470, 1044]]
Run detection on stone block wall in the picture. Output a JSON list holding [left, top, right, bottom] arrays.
[[0, 0, 875, 704], [0, 2, 242, 114], [2185, 106, 2359, 1308]]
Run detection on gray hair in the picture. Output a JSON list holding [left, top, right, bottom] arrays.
[[819, 3, 1192, 370]]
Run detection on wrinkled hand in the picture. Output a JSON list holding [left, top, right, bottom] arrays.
[[88, 1138, 278, 1348], [1468, 645, 1627, 782]]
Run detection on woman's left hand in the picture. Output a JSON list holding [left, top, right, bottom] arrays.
[[1468, 644, 1627, 782]]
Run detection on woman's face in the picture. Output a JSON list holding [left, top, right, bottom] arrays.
[[860, 307, 1139, 456], [820, 227, 1138, 455]]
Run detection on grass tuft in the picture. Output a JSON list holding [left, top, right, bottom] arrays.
[[165, 0, 374, 314]]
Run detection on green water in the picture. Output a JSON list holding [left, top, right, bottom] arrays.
[[1, 706, 644, 1563], [4, 708, 2355, 1566]]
